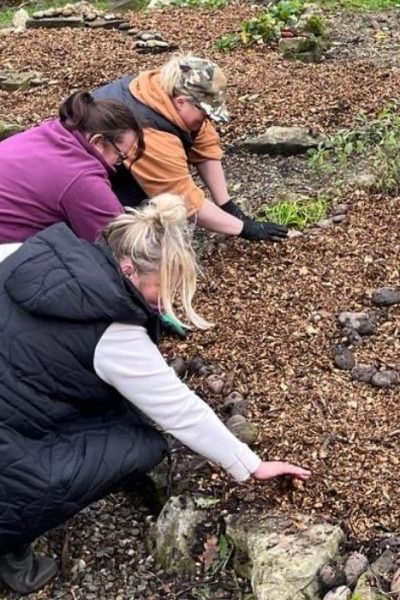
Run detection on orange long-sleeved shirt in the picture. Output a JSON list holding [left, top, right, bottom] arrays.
[[129, 71, 223, 215]]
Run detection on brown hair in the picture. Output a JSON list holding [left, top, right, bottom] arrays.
[[59, 91, 144, 162]]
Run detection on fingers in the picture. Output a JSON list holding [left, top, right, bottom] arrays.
[[289, 466, 312, 480]]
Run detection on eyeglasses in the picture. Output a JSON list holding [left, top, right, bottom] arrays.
[[108, 139, 129, 166]]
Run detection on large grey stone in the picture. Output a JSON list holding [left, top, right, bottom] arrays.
[[241, 126, 321, 156], [0, 70, 43, 91], [149, 496, 206, 576], [12, 8, 29, 31], [353, 572, 390, 599], [353, 550, 395, 599], [226, 512, 344, 600]]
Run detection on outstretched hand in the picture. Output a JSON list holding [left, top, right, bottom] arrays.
[[240, 219, 288, 242], [252, 461, 311, 481]]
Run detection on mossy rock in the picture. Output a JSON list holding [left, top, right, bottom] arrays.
[[0, 121, 24, 140]]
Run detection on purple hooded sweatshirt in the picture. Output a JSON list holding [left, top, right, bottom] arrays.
[[0, 119, 123, 243]]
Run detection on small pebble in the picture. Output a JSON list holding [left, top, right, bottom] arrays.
[[344, 552, 369, 585], [351, 364, 377, 383], [331, 203, 349, 216], [332, 345, 355, 370], [371, 370, 399, 388], [322, 586, 351, 600], [371, 287, 400, 306], [206, 374, 225, 394], [332, 214, 346, 224]]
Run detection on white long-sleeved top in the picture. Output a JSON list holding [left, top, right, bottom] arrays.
[[0, 243, 261, 481], [94, 323, 262, 481]]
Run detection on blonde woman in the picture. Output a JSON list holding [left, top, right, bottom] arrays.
[[93, 54, 287, 242], [0, 194, 309, 595]]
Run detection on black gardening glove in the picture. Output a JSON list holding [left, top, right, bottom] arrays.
[[240, 219, 288, 242], [221, 200, 249, 221]]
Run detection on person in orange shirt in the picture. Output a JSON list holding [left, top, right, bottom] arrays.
[[92, 54, 287, 242]]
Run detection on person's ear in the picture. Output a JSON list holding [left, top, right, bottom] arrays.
[[173, 96, 186, 111], [120, 261, 134, 278], [88, 133, 103, 147]]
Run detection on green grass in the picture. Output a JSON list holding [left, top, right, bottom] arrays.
[[315, 0, 400, 9], [258, 196, 328, 230], [0, 0, 112, 28]]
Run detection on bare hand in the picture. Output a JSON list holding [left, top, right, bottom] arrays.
[[252, 461, 311, 481]]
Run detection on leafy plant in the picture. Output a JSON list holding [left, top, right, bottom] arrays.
[[269, 0, 304, 22], [259, 196, 328, 229], [304, 13, 326, 35], [308, 101, 400, 194], [240, 12, 279, 44], [214, 33, 239, 51], [194, 496, 221, 508]]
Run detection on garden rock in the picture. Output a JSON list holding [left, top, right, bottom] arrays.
[[332, 345, 355, 370], [241, 126, 321, 156], [223, 391, 248, 417], [0, 121, 24, 140], [319, 564, 346, 589], [226, 512, 344, 600], [226, 414, 258, 444], [12, 8, 29, 31], [353, 572, 390, 599], [344, 552, 369, 586], [391, 566, 400, 598], [0, 70, 44, 91], [169, 356, 186, 377], [331, 204, 349, 217], [337, 312, 377, 336], [332, 214, 346, 224], [322, 586, 351, 600], [317, 218, 334, 228], [351, 364, 377, 384], [150, 496, 206, 576], [371, 287, 400, 306], [278, 35, 328, 62], [371, 549, 396, 577], [206, 374, 225, 394], [371, 370, 399, 388]]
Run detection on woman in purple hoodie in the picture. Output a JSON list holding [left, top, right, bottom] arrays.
[[0, 92, 144, 243]]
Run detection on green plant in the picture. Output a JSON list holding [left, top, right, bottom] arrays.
[[210, 533, 234, 575], [304, 13, 326, 35], [240, 12, 279, 44], [259, 196, 328, 229], [269, 0, 304, 22], [308, 101, 400, 194], [214, 32, 239, 51]]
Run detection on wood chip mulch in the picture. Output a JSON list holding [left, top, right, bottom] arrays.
[[164, 190, 400, 541], [1, 3, 400, 543]]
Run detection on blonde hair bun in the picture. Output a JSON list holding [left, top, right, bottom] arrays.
[[146, 193, 188, 227]]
